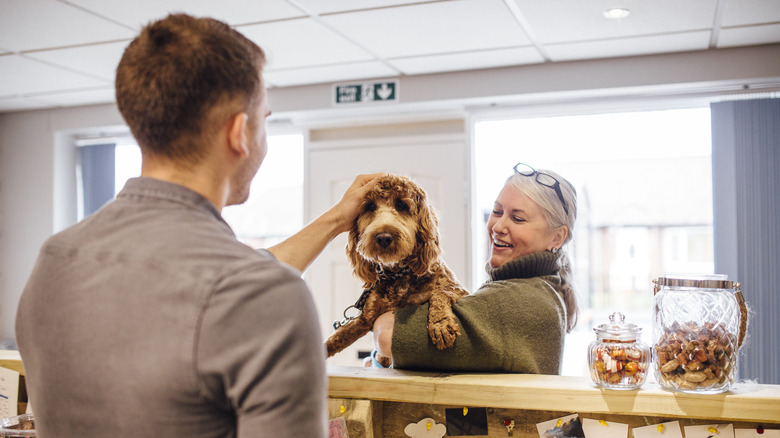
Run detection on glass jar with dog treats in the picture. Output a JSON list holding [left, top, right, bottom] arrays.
[[653, 275, 748, 394], [588, 312, 650, 390]]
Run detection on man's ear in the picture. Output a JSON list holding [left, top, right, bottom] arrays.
[[227, 112, 249, 158]]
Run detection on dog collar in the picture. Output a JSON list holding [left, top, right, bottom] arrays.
[[376, 265, 412, 282]]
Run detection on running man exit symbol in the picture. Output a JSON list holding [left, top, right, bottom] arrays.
[[334, 81, 398, 104]]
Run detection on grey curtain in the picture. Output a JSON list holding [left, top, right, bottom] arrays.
[[78, 143, 115, 218], [711, 97, 780, 385]]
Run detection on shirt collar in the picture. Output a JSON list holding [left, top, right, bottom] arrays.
[[117, 177, 230, 229]]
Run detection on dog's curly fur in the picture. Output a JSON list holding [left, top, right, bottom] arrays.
[[325, 174, 468, 366]]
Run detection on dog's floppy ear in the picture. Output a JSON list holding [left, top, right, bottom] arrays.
[[409, 190, 441, 276], [346, 226, 378, 286]]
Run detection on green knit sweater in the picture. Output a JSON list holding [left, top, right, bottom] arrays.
[[392, 251, 567, 374]]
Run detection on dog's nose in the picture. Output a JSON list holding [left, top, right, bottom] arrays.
[[376, 233, 393, 248]]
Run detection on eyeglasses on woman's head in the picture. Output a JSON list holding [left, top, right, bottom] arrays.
[[513, 163, 569, 216]]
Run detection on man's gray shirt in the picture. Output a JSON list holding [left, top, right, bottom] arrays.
[[16, 177, 326, 437]]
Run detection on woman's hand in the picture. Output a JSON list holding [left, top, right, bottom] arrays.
[[373, 311, 395, 360]]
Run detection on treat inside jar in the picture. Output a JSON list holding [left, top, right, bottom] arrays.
[[592, 341, 650, 386], [654, 321, 736, 391], [589, 312, 650, 389]]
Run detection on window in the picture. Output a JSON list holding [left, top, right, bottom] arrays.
[[81, 133, 304, 247], [114, 142, 142, 195], [474, 107, 714, 376], [221, 134, 304, 248]]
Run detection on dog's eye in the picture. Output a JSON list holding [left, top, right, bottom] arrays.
[[364, 202, 377, 213], [395, 199, 409, 213]]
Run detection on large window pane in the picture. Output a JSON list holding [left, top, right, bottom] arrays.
[[222, 134, 304, 247], [108, 134, 304, 248], [474, 107, 713, 376], [114, 142, 142, 192]]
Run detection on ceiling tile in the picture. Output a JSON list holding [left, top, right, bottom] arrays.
[[65, 0, 306, 29], [389, 47, 545, 75], [238, 19, 374, 70], [0, 0, 778, 114], [0, 55, 109, 97], [717, 23, 780, 48], [320, 0, 531, 59], [0, 0, 136, 52], [264, 61, 398, 87], [294, 0, 440, 15], [546, 31, 711, 62], [24, 41, 128, 82], [721, 0, 780, 26], [514, 0, 718, 44]]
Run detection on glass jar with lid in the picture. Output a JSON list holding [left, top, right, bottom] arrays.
[[588, 312, 650, 390], [653, 274, 748, 394]]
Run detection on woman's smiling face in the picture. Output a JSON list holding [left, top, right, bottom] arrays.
[[486, 182, 564, 269]]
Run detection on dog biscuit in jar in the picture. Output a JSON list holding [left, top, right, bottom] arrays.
[[588, 312, 650, 390], [652, 275, 747, 394]]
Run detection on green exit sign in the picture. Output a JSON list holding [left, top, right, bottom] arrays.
[[334, 81, 398, 105]]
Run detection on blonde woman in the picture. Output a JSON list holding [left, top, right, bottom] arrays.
[[371, 163, 578, 374]]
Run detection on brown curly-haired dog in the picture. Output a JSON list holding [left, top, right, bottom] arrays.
[[325, 174, 468, 367]]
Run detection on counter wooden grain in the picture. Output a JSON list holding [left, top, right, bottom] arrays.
[[0, 350, 23, 376], [328, 365, 780, 437]]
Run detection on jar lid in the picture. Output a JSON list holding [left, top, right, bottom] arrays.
[[593, 312, 642, 341], [654, 274, 735, 290]]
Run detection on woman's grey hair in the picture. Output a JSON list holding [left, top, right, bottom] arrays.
[[507, 169, 579, 332]]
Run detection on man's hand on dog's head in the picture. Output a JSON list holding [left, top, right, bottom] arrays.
[[334, 173, 384, 233]]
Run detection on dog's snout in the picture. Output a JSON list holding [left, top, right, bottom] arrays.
[[375, 233, 393, 249]]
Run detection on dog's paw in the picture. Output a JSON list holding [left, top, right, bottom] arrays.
[[428, 316, 461, 349], [376, 353, 393, 368], [325, 338, 340, 357]]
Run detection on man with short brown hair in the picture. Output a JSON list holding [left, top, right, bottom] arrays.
[[17, 13, 377, 438]]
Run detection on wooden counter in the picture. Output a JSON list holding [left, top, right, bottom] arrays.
[[327, 365, 780, 437]]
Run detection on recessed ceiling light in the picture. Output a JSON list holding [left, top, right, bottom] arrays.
[[603, 8, 631, 19]]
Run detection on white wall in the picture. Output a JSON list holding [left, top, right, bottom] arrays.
[[0, 104, 124, 339]]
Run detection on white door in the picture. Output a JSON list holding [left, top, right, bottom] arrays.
[[306, 137, 470, 366]]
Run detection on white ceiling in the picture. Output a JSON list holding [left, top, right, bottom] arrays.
[[1, 0, 779, 114]]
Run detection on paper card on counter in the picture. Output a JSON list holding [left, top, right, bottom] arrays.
[[735, 428, 780, 437], [404, 417, 447, 438], [632, 421, 683, 438], [581, 418, 628, 438], [536, 413, 584, 438], [328, 417, 349, 438], [683, 424, 734, 438], [0, 366, 20, 418]]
